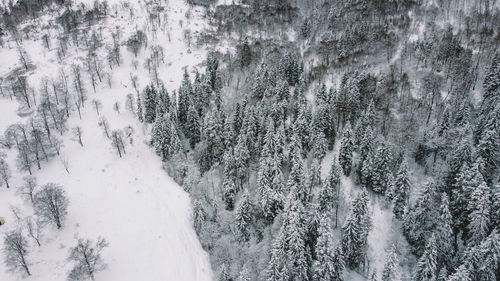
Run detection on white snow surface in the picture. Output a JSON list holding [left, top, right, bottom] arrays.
[[0, 0, 214, 280]]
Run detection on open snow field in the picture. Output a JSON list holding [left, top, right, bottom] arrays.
[[0, 0, 215, 280]]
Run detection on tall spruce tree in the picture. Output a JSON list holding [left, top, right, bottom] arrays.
[[339, 122, 354, 176]]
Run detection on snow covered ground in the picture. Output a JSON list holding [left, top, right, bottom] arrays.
[[0, 0, 215, 280]]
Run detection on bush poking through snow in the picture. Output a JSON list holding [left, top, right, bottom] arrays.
[[67, 237, 109, 281]]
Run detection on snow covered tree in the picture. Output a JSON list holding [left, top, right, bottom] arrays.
[[143, 85, 158, 123], [314, 214, 344, 281], [467, 180, 491, 246], [237, 264, 250, 281], [151, 114, 181, 161], [436, 194, 454, 270], [111, 129, 126, 158], [311, 130, 328, 160], [318, 160, 341, 226], [19, 175, 37, 203], [403, 180, 440, 255], [266, 230, 288, 281], [381, 245, 397, 281], [67, 237, 108, 281], [186, 103, 201, 148], [219, 263, 230, 281], [342, 191, 371, 269], [136, 92, 144, 122], [33, 183, 68, 229], [338, 122, 353, 176], [364, 142, 393, 194], [235, 189, 253, 242], [3, 231, 31, 276], [0, 151, 11, 188], [283, 194, 310, 281], [446, 265, 470, 281], [413, 234, 438, 281], [391, 159, 411, 219]]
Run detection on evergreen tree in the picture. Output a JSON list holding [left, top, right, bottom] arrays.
[[143, 85, 158, 123], [314, 214, 344, 281], [392, 159, 411, 219], [318, 161, 341, 226], [186, 103, 200, 147], [136, 92, 144, 122], [445, 265, 470, 281], [341, 191, 371, 269], [266, 230, 288, 281], [436, 194, 454, 270], [381, 245, 397, 281], [237, 264, 250, 281], [151, 114, 181, 161], [413, 234, 438, 281], [156, 86, 170, 117], [403, 181, 440, 255], [283, 194, 310, 281], [467, 180, 491, 246], [178, 69, 192, 126], [219, 263, 230, 281], [311, 130, 328, 160], [338, 122, 354, 176], [368, 142, 393, 194], [235, 189, 253, 242]]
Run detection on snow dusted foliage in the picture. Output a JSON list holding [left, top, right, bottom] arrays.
[[1, 0, 499, 280]]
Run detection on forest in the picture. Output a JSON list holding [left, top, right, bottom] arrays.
[[0, 0, 498, 280]]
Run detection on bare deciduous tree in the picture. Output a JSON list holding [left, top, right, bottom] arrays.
[[0, 151, 11, 188], [19, 175, 37, 203], [25, 217, 43, 247], [92, 99, 103, 116], [72, 126, 83, 147], [33, 183, 69, 229], [3, 231, 31, 276], [98, 117, 110, 138], [111, 130, 126, 157], [67, 237, 109, 281]]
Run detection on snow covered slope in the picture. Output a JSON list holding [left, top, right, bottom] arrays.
[[0, 0, 214, 280]]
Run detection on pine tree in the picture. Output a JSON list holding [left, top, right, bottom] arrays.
[[318, 161, 341, 226], [403, 181, 440, 255], [467, 180, 491, 245], [482, 52, 499, 97], [369, 142, 393, 194], [283, 194, 310, 281], [436, 194, 454, 270], [186, 103, 200, 147], [381, 245, 397, 281], [178, 69, 192, 126], [266, 230, 288, 281], [219, 263, 230, 281], [414, 234, 438, 281], [311, 130, 328, 160], [151, 114, 181, 161], [446, 265, 470, 281], [157, 86, 170, 117], [338, 122, 353, 176], [392, 159, 411, 219], [235, 189, 253, 242], [314, 214, 344, 281], [143, 85, 158, 123], [136, 92, 144, 122], [341, 191, 371, 269], [234, 133, 250, 188], [237, 264, 250, 281]]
